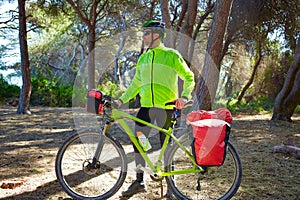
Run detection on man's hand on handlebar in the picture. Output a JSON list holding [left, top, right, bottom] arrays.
[[113, 98, 193, 109], [175, 98, 187, 109], [165, 98, 193, 109]]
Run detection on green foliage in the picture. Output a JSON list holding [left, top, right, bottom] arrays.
[[0, 74, 20, 102], [1, 0, 297, 116], [98, 80, 124, 99], [31, 73, 73, 107], [98, 80, 139, 108], [72, 79, 87, 108], [294, 105, 300, 114], [0, 45, 8, 70], [72, 75, 127, 109], [27, 2, 75, 50], [218, 96, 274, 114]]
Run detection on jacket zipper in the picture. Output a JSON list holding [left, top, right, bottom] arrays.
[[151, 51, 155, 106]]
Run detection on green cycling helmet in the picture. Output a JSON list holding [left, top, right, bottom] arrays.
[[142, 20, 166, 38]]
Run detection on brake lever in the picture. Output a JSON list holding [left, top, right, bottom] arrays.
[[184, 100, 194, 107]]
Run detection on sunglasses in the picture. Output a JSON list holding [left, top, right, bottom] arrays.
[[143, 30, 152, 36]]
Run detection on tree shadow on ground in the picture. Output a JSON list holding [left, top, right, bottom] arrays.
[[0, 179, 67, 200], [1, 107, 300, 200]]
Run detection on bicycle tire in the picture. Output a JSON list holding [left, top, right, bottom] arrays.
[[165, 135, 242, 200], [55, 132, 127, 200]]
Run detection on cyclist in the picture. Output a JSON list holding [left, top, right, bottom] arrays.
[[117, 20, 195, 198]]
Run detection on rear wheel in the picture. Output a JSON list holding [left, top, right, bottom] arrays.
[[165, 136, 242, 200], [55, 132, 127, 199]]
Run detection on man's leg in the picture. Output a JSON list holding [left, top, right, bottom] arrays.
[[154, 108, 173, 145], [154, 109, 177, 199], [122, 108, 151, 197]]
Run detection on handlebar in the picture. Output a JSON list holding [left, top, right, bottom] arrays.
[[102, 94, 114, 101], [101, 95, 119, 108], [100, 92, 193, 111], [165, 100, 194, 109], [88, 90, 194, 122], [165, 100, 193, 120]]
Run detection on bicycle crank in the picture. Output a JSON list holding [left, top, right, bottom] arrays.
[[136, 164, 163, 181]]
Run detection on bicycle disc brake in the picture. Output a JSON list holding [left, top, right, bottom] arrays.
[[83, 159, 101, 175]]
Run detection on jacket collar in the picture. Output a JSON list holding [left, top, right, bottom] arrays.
[[148, 43, 165, 51]]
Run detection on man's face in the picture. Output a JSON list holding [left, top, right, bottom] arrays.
[[142, 28, 160, 47]]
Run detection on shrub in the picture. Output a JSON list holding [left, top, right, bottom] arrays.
[[0, 74, 20, 101], [31, 76, 73, 107], [98, 80, 125, 98], [224, 96, 274, 114], [295, 105, 300, 114]]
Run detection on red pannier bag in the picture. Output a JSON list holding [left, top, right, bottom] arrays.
[[86, 89, 104, 114], [187, 108, 232, 166]]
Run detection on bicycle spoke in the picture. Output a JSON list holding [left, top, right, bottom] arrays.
[[55, 132, 127, 199], [165, 136, 242, 200]]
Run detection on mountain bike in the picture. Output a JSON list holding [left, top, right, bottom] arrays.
[[55, 92, 242, 200]]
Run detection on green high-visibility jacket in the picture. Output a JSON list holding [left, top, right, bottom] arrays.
[[120, 44, 195, 109]]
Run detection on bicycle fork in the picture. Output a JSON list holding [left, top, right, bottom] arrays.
[[86, 122, 111, 171]]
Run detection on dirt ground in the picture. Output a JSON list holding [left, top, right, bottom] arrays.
[[0, 105, 299, 200]]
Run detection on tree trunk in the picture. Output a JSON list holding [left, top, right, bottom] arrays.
[[17, 0, 32, 115], [178, 0, 197, 59], [272, 37, 300, 122], [224, 63, 233, 98], [194, 0, 233, 110], [189, 2, 215, 61], [160, 0, 172, 47], [175, 0, 197, 97], [237, 41, 262, 103], [88, 29, 96, 90]]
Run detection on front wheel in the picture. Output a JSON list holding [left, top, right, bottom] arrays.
[[165, 136, 242, 200], [55, 132, 127, 199]]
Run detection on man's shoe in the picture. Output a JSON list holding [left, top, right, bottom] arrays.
[[121, 180, 146, 197]]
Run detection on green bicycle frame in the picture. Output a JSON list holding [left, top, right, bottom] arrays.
[[105, 108, 204, 177]]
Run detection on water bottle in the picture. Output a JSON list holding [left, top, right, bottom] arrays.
[[137, 131, 152, 151]]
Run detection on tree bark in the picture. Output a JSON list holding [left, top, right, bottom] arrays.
[[272, 37, 300, 121], [87, 28, 96, 90], [160, 0, 172, 48], [17, 0, 32, 115], [190, 2, 215, 61], [237, 41, 262, 103], [175, 0, 197, 97], [178, 0, 197, 59], [160, 0, 171, 28], [272, 145, 300, 159], [194, 0, 233, 110]]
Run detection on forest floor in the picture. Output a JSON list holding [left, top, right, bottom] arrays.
[[0, 105, 299, 200]]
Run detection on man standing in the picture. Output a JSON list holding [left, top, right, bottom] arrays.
[[118, 20, 195, 197]]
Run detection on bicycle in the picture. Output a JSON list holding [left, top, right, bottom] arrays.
[[55, 92, 242, 200]]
